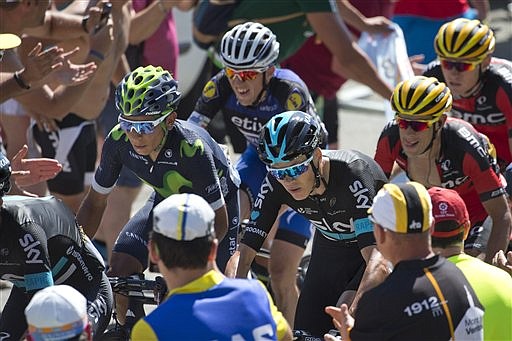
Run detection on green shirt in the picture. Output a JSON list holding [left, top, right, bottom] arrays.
[[448, 253, 512, 341], [230, 0, 335, 61]]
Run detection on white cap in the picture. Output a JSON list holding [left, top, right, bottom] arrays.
[[25, 285, 88, 341], [0, 33, 21, 50], [153, 193, 215, 241]]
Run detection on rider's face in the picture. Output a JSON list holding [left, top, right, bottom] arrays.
[[270, 154, 315, 201], [122, 115, 168, 156], [398, 120, 436, 157], [226, 67, 273, 106], [439, 57, 488, 97]]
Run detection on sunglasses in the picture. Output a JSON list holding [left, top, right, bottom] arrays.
[[267, 156, 313, 180], [225, 67, 265, 81], [118, 112, 170, 135], [395, 117, 433, 132], [440, 59, 478, 72]]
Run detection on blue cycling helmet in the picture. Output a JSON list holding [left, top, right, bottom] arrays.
[[0, 153, 11, 197], [258, 111, 322, 166]]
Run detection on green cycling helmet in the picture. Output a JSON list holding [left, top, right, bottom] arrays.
[[115, 65, 181, 117]]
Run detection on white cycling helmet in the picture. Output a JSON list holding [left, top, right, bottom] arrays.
[[220, 22, 280, 70]]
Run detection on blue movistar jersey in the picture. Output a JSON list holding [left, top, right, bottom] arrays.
[[93, 120, 240, 209]]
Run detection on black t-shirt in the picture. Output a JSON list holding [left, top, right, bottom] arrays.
[[351, 255, 484, 340]]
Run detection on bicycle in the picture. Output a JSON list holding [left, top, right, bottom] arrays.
[[293, 329, 341, 340]]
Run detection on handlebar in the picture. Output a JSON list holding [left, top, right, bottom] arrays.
[[108, 275, 167, 305]]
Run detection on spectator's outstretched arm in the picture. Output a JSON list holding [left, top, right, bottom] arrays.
[[337, 0, 393, 34], [10, 145, 62, 187], [129, 0, 195, 45], [469, 0, 490, 22], [306, 12, 393, 99]]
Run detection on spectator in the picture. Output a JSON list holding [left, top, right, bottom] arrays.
[[131, 193, 292, 340], [325, 181, 484, 340], [424, 18, 512, 170], [392, 0, 489, 63], [25, 285, 91, 341], [193, 0, 394, 100], [429, 186, 512, 340], [374, 75, 511, 263]]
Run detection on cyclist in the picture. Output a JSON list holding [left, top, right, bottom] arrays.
[[326, 182, 484, 341], [424, 18, 512, 169], [374, 75, 511, 263], [188, 22, 327, 324], [76, 65, 240, 335], [236, 110, 389, 335], [428, 186, 512, 341], [132, 193, 292, 340], [0, 153, 113, 340]]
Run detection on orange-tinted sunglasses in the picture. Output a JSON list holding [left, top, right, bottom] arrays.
[[225, 67, 264, 81]]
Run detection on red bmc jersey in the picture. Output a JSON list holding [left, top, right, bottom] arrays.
[[374, 117, 505, 224], [424, 58, 512, 168]]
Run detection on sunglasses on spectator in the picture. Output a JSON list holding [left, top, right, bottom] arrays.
[[225, 67, 266, 81], [267, 156, 313, 180], [440, 59, 478, 72], [118, 112, 171, 134], [395, 117, 433, 132]]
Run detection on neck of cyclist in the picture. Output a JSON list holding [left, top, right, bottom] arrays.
[[309, 154, 328, 196], [150, 124, 168, 160], [415, 122, 442, 159]]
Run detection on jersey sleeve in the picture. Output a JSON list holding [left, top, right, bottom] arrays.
[[240, 176, 282, 252], [374, 122, 400, 178], [190, 72, 229, 127], [92, 130, 124, 194]]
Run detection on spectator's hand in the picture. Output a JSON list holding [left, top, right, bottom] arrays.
[[324, 305, 354, 341], [20, 43, 65, 85], [492, 250, 512, 276], [409, 54, 427, 75], [47, 47, 97, 86], [362, 16, 394, 35], [11, 145, 62, 187], [83, 2, 109, 34]]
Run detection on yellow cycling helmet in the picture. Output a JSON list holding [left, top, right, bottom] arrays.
[[434, 18, 495, 62], [391, 76, 452, 122]]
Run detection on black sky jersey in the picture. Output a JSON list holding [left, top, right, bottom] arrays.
[[351, 255, 484, 340], [94, 120, 239, 209], [241, 150, 387, 252], [0, 195, 104, 294], [424, 58, 512, 167]]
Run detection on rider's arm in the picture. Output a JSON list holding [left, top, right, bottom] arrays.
[[345, 246, 390, 314], [374, 122, 400, 179], [236, 243, 259, 279], [481, 194, 512, 263], [187, 73, 228, 128], [214, 205, 228, 241], [77, 187, 109, 238], [306, 11, 393, 99]]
